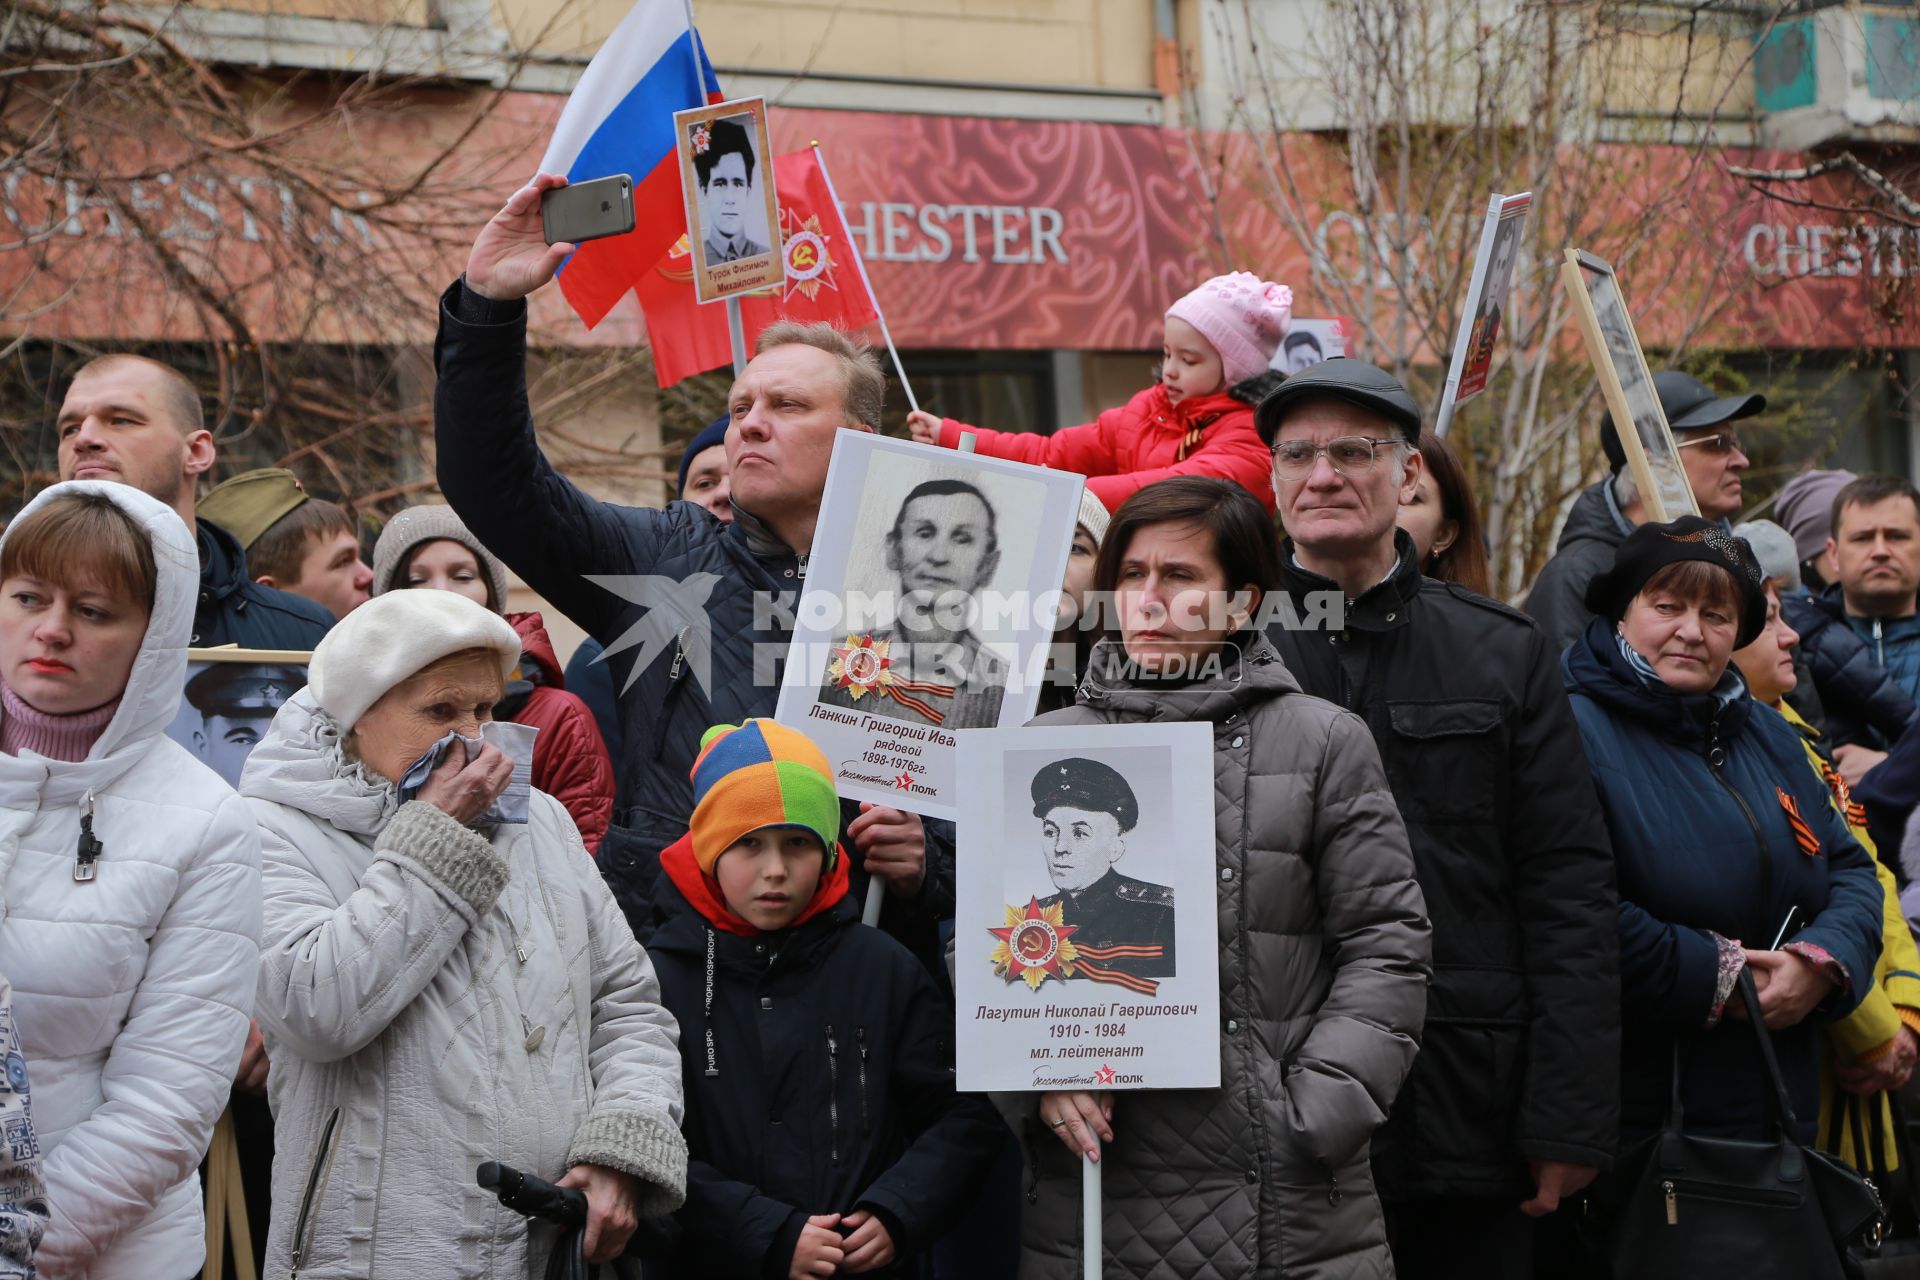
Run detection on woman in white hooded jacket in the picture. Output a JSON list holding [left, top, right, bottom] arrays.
[[0, 481, 262, 1278], [241, 589, 686, 1279]]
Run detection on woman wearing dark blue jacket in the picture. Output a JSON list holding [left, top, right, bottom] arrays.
[[1563, 516, 1884, 1143]]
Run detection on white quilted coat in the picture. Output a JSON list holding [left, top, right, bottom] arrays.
[[0, 481, 263, 1279], [241, 688, 687, 1279]]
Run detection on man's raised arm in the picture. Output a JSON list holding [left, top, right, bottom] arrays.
[[434, 175, 670, 638]]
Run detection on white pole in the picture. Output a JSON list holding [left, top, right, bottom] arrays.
[[811, 142, 919, 414], [861, 431, 974, 928], [679, 1, 706, 89], [727, 296, 748, 376], [1083, 1143, 1102, 1280]]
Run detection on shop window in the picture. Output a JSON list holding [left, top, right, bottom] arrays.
[[889, 350, 1056, 434]]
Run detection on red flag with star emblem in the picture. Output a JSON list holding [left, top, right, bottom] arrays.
[[634, 147, 880, 387]]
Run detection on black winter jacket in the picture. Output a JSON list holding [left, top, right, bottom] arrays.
[[1781, 585, 1920, 751], [431, 279, 954, 951], [1266, 532, 1621, 1200], [193, 518, 332, 649], [1524, 478, 1632, 653], [639, 849, 1003, 1279]]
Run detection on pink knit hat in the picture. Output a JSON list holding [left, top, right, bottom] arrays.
[[1165, 273, 1294, 388]]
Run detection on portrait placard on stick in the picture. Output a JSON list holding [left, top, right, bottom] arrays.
[[1434, 192, 1530, 436], [674, 96, 784, 303], [774, 432, 1083, 820], [954, 723, 1221, 1094], [1559, 248, 1698, 521]]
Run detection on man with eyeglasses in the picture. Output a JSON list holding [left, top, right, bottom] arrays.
[[1526, 371, 1765, 651], [1258, 360, 1619, 1280]]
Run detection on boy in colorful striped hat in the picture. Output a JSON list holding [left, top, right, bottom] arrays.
[[636, 719, 1002, 1280]]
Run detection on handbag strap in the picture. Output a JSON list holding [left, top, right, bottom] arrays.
[[1668, 1040, 1686, 1130], [1734, 967, 1803, 1138], [1848, 1089, 1879, 1179]]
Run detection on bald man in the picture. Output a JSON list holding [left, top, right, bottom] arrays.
[[54, 355, 331, 650]]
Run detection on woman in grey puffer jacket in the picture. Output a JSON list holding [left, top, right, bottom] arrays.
[[1024, 478, 1431, 1279]]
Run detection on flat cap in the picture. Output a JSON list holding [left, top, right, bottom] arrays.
[[1255, 358, 1423, 445], [1031, 757, 1139, 831]]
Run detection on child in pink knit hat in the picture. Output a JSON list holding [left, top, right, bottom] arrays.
[[908, 273, 1292, 514]]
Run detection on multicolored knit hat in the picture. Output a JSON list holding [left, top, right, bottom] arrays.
[[689, 719, 841, 875]]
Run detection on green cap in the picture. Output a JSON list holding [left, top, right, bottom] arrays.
[[199, 469, 308, 549]]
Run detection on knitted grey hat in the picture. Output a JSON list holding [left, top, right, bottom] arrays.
[[370, 504, 509, 612], [1732, 519, 1802, 593], [1076, 489, 1111, 547], [1774, 469, 1858, 563]]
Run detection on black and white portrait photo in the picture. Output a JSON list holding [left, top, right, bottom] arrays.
[[1281, 329, 1324, 374], [815, 469, 1024, 732], [1481, 215, 1522, 326], [954, 723, 1220, 1092], [1029, 755, 1176, 980], [1270, 318, 1344, 375], [694, 115, 770, 264], [776, 433, 1085, 819], [164, 652, 309, 787], [674, 95, 784, 302]]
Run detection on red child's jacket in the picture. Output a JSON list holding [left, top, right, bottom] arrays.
[[936, 378, 1278, 514]]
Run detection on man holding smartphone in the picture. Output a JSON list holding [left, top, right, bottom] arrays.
[[433, 176, 952, 968]]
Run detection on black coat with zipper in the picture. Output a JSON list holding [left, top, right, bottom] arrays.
[[1265, 531, 1621, 1201], [193, 517, 333, 649], [431, 278, 955, 959], [639, 879, 1004, 1279], [1781, 584, 1920, 751]]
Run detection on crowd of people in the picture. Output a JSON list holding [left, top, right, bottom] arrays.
[[1, 169, 1919, 1280]]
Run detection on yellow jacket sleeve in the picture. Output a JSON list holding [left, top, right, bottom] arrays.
[[1787, 713, 1920, 1056], [1831, 860, 1907, 1059]]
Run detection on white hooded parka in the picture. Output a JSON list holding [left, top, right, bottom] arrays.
[[0, 481, 263, 1279]]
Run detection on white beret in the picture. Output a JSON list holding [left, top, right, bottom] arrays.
[[308, 589, 521, 730]]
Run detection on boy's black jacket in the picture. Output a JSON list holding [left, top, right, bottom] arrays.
[[637, 866, 1003, 1278]]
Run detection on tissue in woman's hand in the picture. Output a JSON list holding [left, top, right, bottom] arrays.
[[479, 720, 537, 824], [398, 721, 539, 825]]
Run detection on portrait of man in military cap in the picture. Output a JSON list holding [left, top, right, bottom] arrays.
[[1032, 756, 1175, 979], [166, 658, 308, 786]]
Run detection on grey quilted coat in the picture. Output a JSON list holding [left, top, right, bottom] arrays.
[[1021, 636, 1431, 1279]]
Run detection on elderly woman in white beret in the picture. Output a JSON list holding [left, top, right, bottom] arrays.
[[239, 590, 686, 1278]]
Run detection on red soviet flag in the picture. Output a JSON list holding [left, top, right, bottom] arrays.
[[635, 147, 880, 387]]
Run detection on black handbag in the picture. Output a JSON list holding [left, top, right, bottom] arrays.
[[1843, 1086, 1920, 1277], [1608, 969, 1886, 1280]]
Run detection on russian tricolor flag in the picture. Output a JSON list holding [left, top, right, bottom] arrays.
[[540, 2, 722, 328]]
